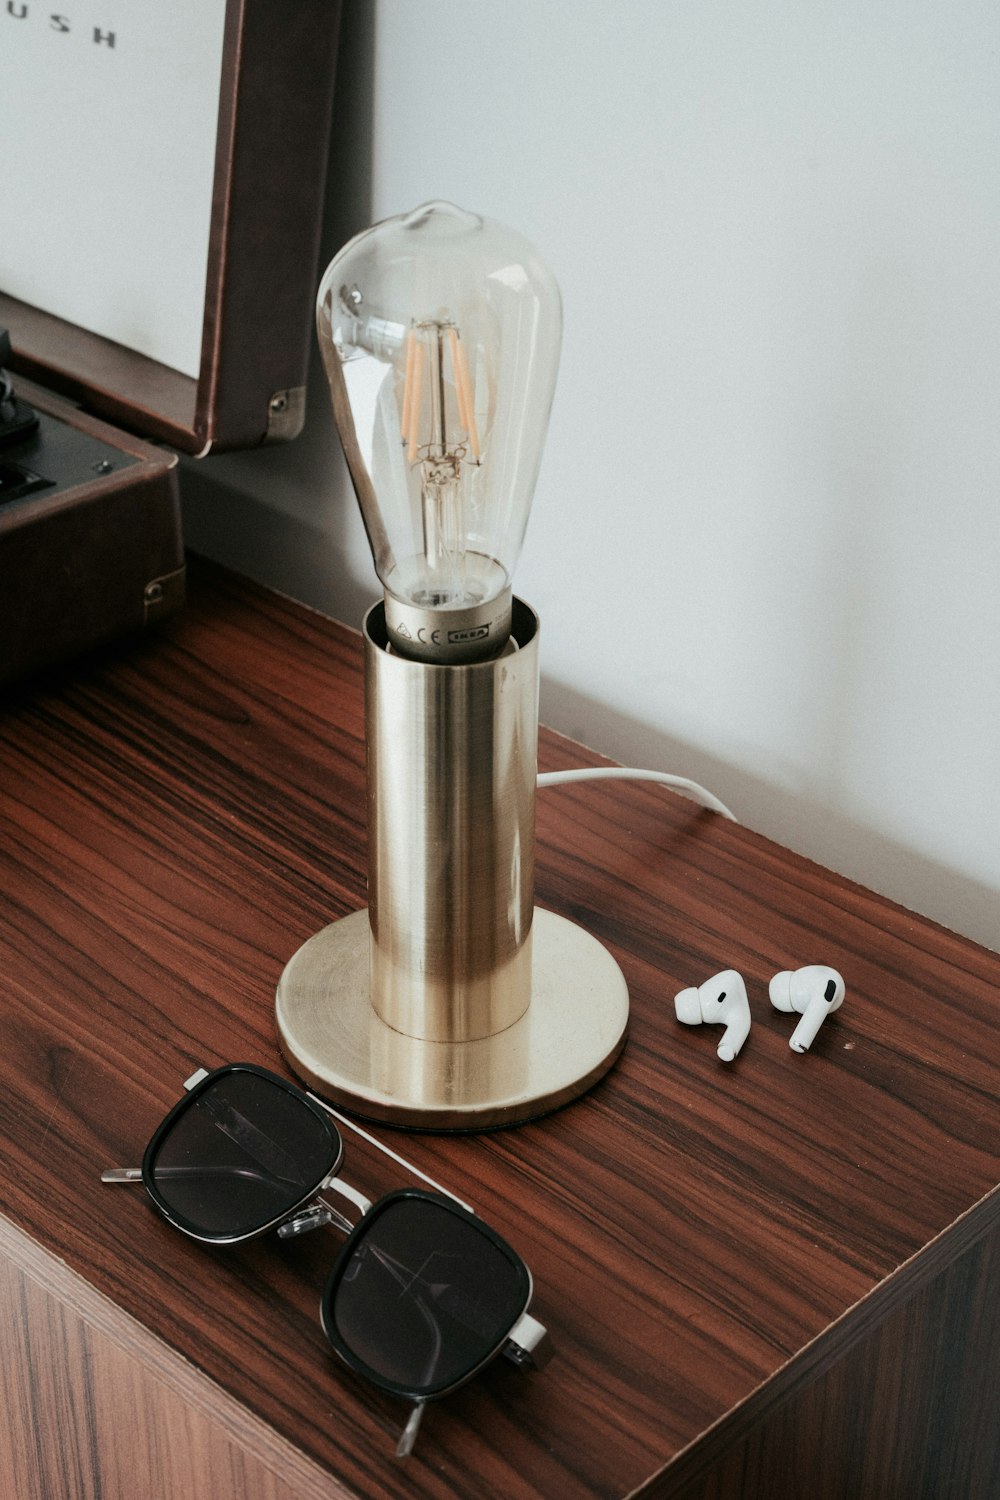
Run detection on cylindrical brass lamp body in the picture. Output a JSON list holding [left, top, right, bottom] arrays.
[[364, 599, 539, 1043]]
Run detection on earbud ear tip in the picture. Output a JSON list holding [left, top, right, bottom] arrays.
[[769, 971, 793, 1011], [674, 987, 701, 1026]]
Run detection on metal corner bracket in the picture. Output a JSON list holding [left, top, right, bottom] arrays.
[[143, 565, 186, 625], [265, 386, 307, 444]]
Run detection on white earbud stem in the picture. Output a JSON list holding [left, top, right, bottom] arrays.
[[770, 966, 845, 1051], [674, 970, 751, 1062]]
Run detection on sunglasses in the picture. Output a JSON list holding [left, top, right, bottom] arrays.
[[102, 1062, 550, 1456]]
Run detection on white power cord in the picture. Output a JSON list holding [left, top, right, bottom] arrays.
[[537, 767, 737, 822]]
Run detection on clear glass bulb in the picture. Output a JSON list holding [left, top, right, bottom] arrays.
[[317, 201, 561, 662]]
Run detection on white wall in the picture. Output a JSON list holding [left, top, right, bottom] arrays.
[[183, 0, 1000, 951]]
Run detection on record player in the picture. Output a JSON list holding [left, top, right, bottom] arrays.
[[0, 0, 341, 684]]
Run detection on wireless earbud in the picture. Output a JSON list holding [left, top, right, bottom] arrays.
[[768, 965, 845, 1052], [674, 970, 751, 1061]]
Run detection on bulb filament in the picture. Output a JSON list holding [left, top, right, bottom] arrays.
[[401, 321, 481, 469], [400, 320, 482, 602]]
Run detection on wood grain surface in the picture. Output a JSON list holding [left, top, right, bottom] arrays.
[[0, 556, 997, 1498]]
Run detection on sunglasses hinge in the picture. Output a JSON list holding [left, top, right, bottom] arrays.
[[504, 1310, 552, 1369]]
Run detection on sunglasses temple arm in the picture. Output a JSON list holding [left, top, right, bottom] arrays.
[[101, 1073, 211, 1186], [395, 1402, 426, 1459], [306, 1092, 474, 1214]]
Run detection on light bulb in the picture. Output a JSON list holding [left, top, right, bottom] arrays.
[[317, 201, 561, 662]]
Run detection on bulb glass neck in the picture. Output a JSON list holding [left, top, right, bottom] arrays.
[[382, 584, 512, 663]]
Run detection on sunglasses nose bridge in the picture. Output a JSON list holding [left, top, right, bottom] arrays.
[[322, 1174, 373, 1217], [279, 1169, 376, 1239]]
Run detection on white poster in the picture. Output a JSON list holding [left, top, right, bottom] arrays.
[[0, 1, 227, 377]]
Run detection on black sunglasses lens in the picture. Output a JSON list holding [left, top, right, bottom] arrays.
[[147, 1071, 338, 1238], [325, 1195, 530, 1397]]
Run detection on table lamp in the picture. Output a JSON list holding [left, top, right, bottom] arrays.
[[276, 202, 628, 1128]]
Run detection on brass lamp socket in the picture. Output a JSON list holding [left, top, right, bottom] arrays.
[[365, 596, 537, 1042]]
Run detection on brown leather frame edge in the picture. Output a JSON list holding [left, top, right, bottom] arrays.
[[197, 0, 342, 454], [2, 0, 341, 457]]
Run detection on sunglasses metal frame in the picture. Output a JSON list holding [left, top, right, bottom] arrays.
[[139, 1062, 346, 1245], [320, 1185, 535, 1402]]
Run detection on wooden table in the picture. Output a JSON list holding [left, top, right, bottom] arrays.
[[1, 558, 997, 1499]]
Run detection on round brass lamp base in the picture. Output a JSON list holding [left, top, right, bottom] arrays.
[[275, 908, 629, 1130]]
